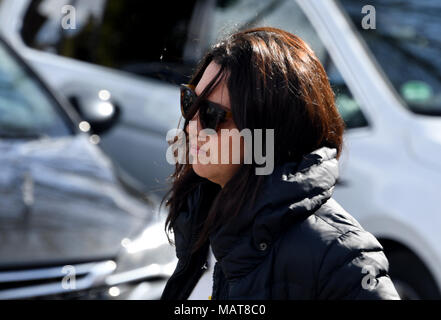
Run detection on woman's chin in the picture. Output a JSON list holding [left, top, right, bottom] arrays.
[[192, 163, 213, 180]]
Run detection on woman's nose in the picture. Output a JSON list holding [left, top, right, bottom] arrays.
[[185, 111, 201, 135]]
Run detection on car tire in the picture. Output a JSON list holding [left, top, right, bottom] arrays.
[[387, 249, 441, 300]]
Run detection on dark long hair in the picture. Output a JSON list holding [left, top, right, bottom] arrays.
[[163, 26, 345, 253]]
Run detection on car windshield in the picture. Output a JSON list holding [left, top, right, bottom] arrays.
[[0, 40, 71, 138], [340, 0, 441, 116]]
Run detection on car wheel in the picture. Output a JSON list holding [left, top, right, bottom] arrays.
[[387, 249, 441, 300]]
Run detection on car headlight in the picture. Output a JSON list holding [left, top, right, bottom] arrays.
[[105, 221, 177, 287]]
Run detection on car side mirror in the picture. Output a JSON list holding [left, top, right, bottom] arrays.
[[67, 90, 121, 135]]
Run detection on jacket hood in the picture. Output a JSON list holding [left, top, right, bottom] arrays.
[[209, 146, 339, 279]]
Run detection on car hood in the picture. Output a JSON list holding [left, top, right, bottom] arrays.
[[0, 134, 154, 268]]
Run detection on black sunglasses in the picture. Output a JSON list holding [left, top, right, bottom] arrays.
[[180, 84, 232, 131]]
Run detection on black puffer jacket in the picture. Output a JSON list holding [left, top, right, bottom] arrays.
[[161, 147, 400, 300]]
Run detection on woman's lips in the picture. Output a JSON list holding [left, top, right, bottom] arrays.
[[190, 144, 200, 154], [190, 144, 209, 157]]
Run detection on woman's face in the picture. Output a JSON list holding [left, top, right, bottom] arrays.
[[186, 62, 243, 188]]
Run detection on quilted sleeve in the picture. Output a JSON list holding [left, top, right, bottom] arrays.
[[317, 229, 401, 300]]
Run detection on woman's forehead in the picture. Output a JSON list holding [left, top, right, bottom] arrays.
[[195, 62, 231, 109]]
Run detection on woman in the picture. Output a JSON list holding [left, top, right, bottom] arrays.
[[161, 27, 400, 300]]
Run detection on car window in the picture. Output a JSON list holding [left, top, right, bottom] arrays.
[[0, 41, 71, 138], [202, 0, 368, 129], [21, 0, 198, 84], [327, 59, 369, 129], [339, 0, 441, 116]]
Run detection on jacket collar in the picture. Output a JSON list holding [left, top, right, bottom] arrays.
[[209, 147, 339, 279], [171, 179, 220, 261]]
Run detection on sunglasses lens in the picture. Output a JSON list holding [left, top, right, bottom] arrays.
[[180, 84, 229, 132], [199, 101, 224, 130], [180, 86, 195, 119]]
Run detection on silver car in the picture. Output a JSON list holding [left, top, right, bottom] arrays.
[[0, 36, 176, 299]]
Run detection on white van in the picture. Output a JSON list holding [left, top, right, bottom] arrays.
[[1, 0, 441, 299]]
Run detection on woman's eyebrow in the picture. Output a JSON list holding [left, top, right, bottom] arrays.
[[195, 85, 231, 111]]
